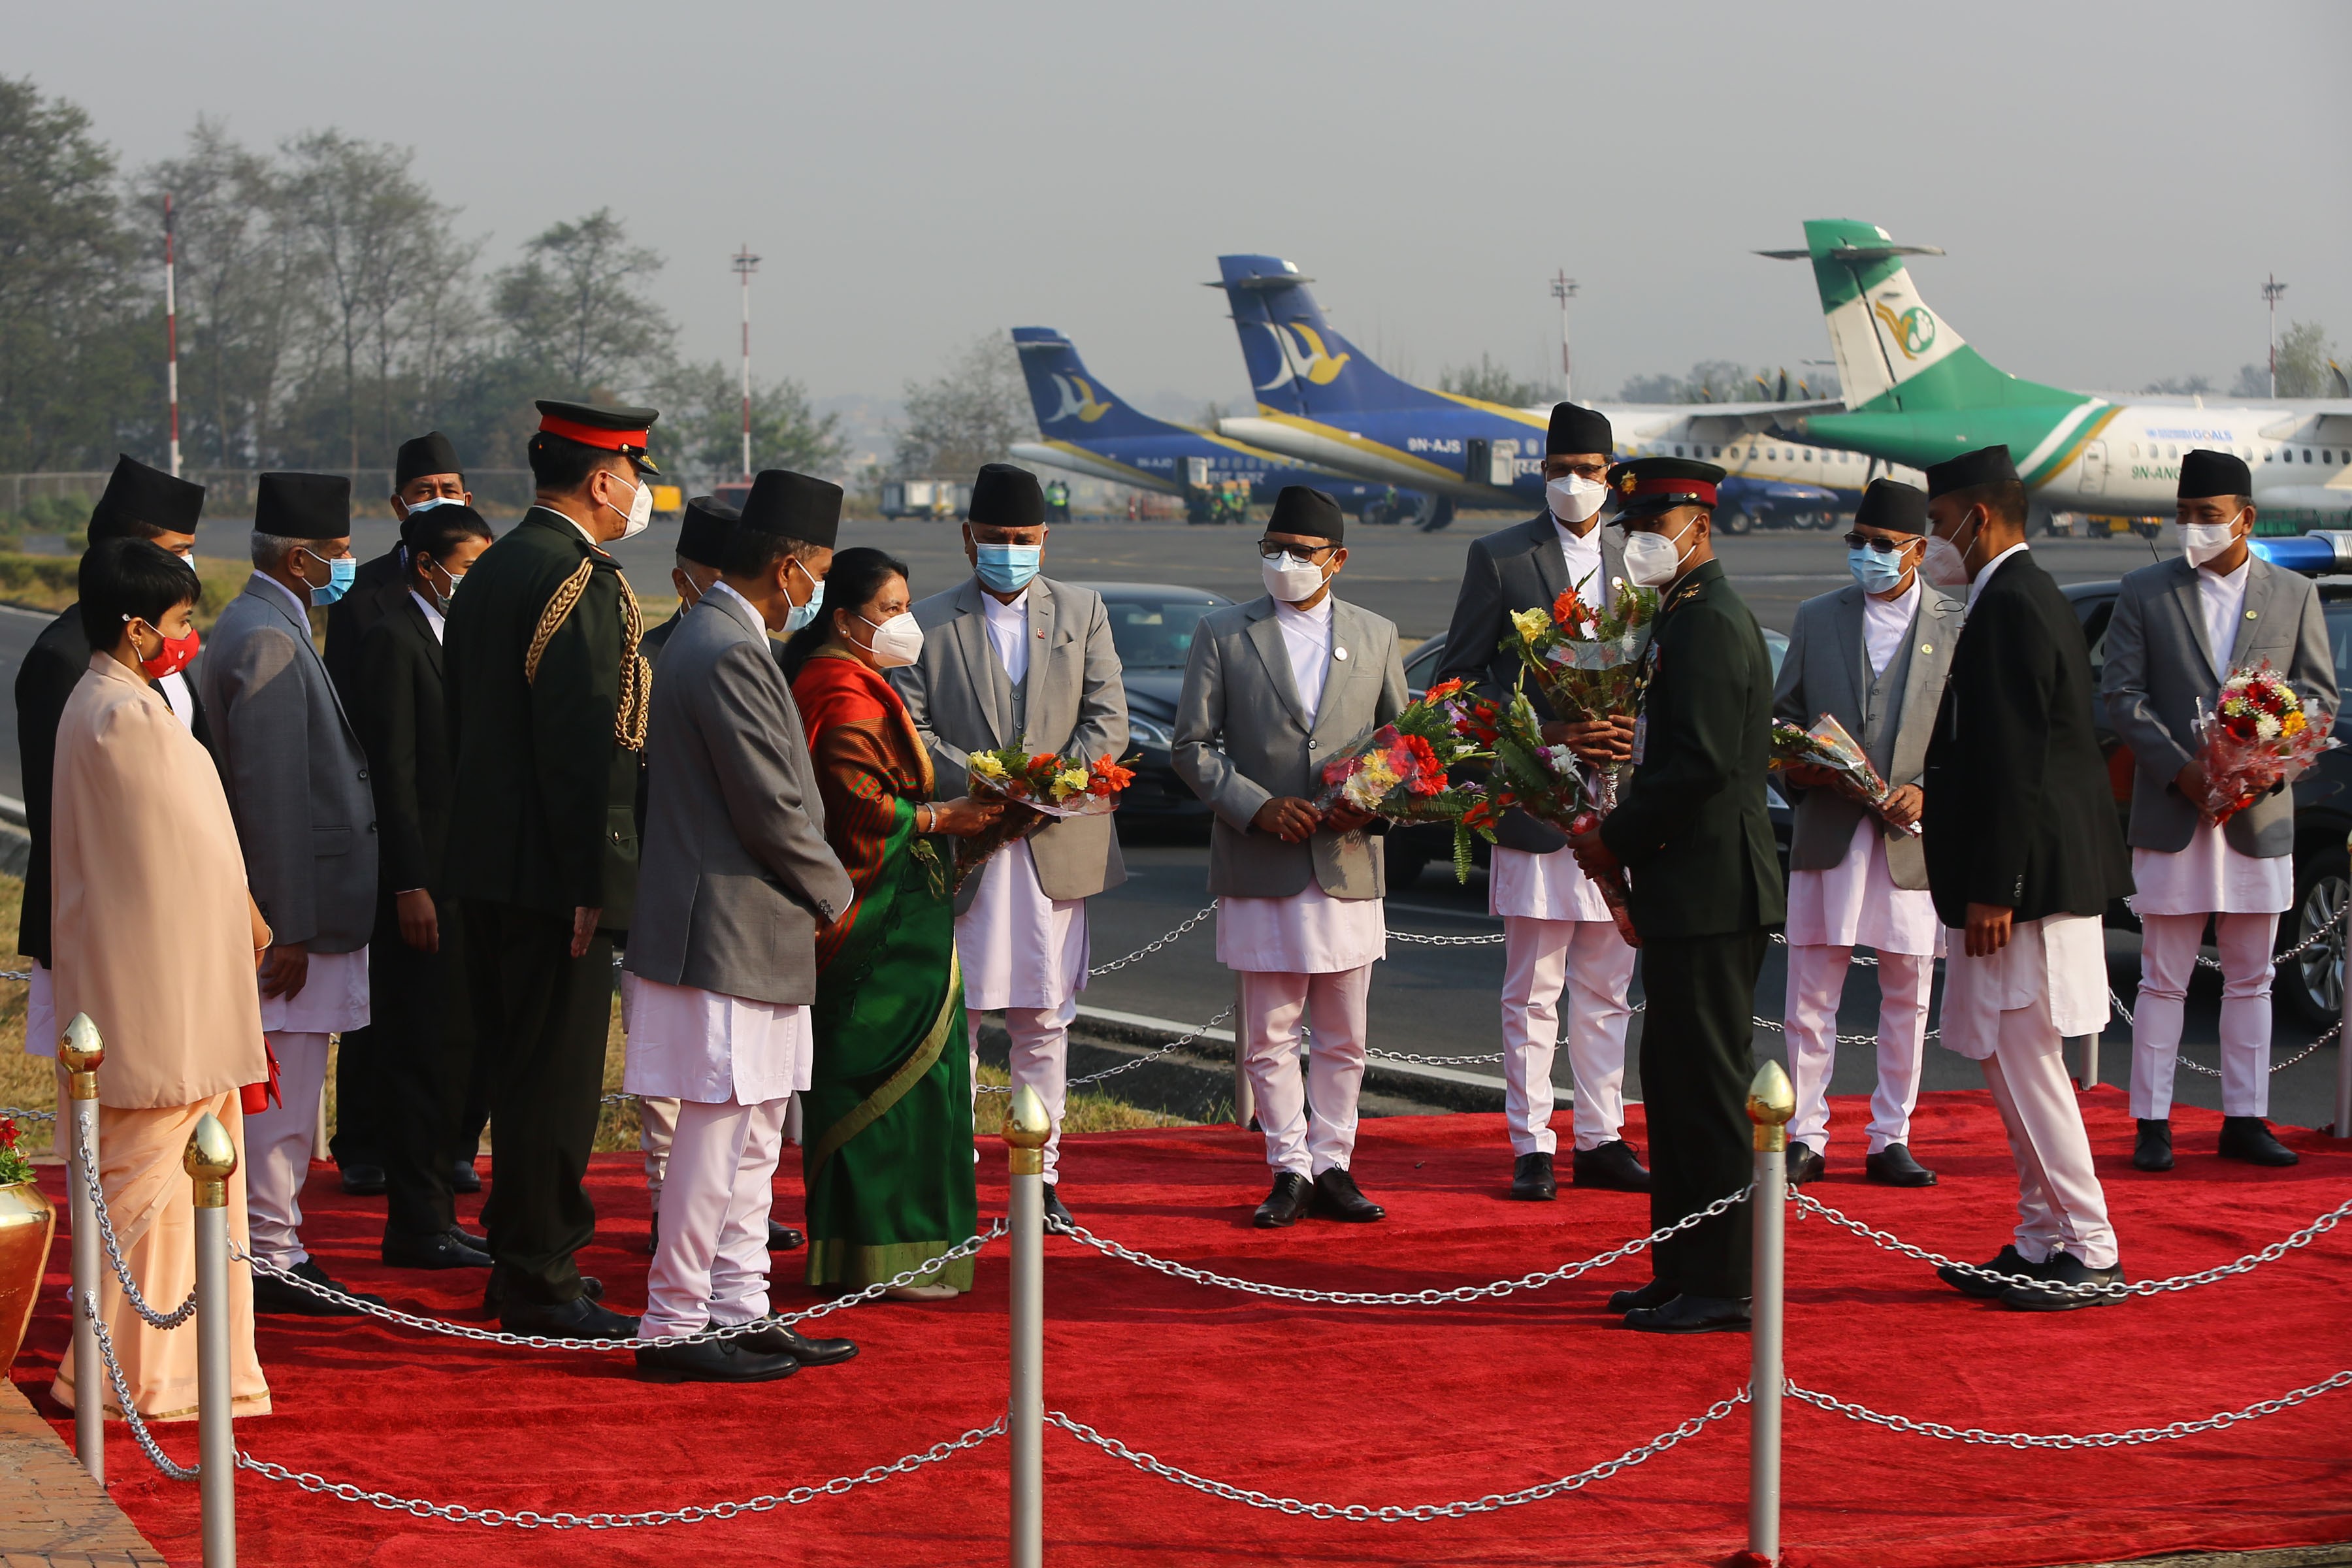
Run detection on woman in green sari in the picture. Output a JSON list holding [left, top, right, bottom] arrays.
[[787, 549, 1002, 1298]]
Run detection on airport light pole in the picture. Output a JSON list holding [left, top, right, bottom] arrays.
[[733, 245, 761, 482], [165, 194, 182, 478], [1550, 270, 1578, 402], [2263, 274, 2287, 399]]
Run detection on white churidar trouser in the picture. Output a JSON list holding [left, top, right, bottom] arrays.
[[245, 1031, 331, 1269], [1241, 968, 1371, 1178], [640, 1096, 680, 1198], [2130, 911, 2276, 1121], [966, 994, 1079, 1184], [1498, 917, 1635, 1155], [640, 1094, 788, 1340], [1782, 945, 1932, 1156]]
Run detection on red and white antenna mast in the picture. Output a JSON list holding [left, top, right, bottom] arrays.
[[732, 245, 761, 482], [165, 193, 182, 477]]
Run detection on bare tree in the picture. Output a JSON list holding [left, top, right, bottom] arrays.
[[892, 335, 1031, 476], [492, 208, 674, 395]]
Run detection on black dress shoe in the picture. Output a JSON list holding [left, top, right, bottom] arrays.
[[450, 1224, 489, 1249], [338, 1163, 388, 1197], [735, 1315, 859, 1367], [1624, 1294, 1752, 1334], [500, 1294, 640, 1341], [1786, 1145, 1827, 1186], [1936, 1244, 2043, 1300], [1311, 1168, 1384, 1222], [1572, 1141, 1651, 1192], [450, 1158, 482, 1195], [483, 1270, 601, 1313], [1509, 1152, 1556, 1201], [635, 1334, 798, 1383], [2133, 1118, 2174, 1172], [253, 1259, 387, 1316], [2001, 1250, 2125, 1313], [768, 1220, 806, 1252], [382, 1230, 493, 1270], [1252, 1172, 1313, 1228], [2218, 1115, 2299, 1167], [1606, 1277, 1674, 1314], [1865, 1144, 1937, 1187], [1041, 1185, 1075, 1234]]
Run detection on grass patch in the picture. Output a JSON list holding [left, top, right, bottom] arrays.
[[0, 553, 259, 635]]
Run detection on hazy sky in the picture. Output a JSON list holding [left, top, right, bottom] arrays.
[[18, 1, 2351, 417]]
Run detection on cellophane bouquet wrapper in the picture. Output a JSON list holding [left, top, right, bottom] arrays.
[[1503, 570, 1656, 811], [1767, 712, 1918, 837], [1484, 684, 1639, 946], [954, 744, 1136, 889], [2193, 662, 2339, 826], [1311, 679, 1500, 883]]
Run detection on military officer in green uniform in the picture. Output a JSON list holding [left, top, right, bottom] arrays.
[[1570, 457, 1782, 1335], [444, 399, 662, 1339]]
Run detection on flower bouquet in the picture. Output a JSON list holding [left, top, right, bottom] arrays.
[[1312, 679, 1501, 883], [2191, 662, 2340, 826], [953, 743, 1138, 890], [1503, 572, 1658, 810], [1767, 713, 1918, 836], [1484, 685, 1639, 945], [0, 1117, 32, 1188]]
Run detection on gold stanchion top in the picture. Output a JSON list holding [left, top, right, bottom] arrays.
[[1748, 1060, 1795, 1154], [58, 1013, 103, 1075], [1004, 1085, 1052, 1176], [184, 1112, 237, 1209]]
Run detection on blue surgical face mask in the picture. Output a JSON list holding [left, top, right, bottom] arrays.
[[974, 542, 1041, 594], [303, 549, 357, 606], [1848, 544, 1913, 595], [783, 557, 826, 634]]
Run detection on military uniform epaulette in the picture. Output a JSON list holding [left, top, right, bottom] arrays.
[[1667, 581, 1706, 612]]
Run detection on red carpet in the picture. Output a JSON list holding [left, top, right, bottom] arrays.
[[14, 1087, 2352, 1568]]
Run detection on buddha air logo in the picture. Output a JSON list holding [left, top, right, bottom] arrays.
[[1872, 300, 1937, 360], [1250, 322, 1352, 391], [1045, 374, 1113, 424]]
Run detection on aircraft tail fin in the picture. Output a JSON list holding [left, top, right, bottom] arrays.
[[1009, 327, 1186, 441], [1759, 220, 2076, 414], [1212, 255, 1454, 417]]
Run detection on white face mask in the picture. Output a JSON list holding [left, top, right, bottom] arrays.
[[1920, 528, 1973, 589], [1546, 473, 1609, 527], [2181, 514, 2244, 568], [1261, 551, 1328, 602], [858, 611, 924, 668], [1620, 519, 1691, 588], [601, 471, 654, 540]]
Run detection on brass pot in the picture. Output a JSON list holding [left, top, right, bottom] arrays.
[[0, 1182, 57, 1371]]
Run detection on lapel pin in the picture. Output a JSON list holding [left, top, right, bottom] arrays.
[[1333, 646, 1348, 661], [1921, 643, 1933, 654], [2245, 610, 2258, 619]]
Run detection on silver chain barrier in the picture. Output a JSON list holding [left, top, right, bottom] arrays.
[[1793, 1188, 2352, 1298], [1386, 928, 1507, 947], [976, 1007, 1235, 1095], [80, 1289, 199, 1480], [1789, 1369, 2352, 1449], [229, 1222, 1004, 1350], [236, 1413, 1008, 1527], [2104, 988, 2334, 1077], [77, 1135, 198, 1330], [1090, 904, 1218, 974], [1047, 1387, 1749, 1520], [0, 1104, 56, 1122], [0, 969, 27, 983], [1057, 1183, 1754, 1306]]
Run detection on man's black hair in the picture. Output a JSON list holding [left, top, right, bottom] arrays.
[[527, 431, 629, 493], [1946, 478, 2029, 529]]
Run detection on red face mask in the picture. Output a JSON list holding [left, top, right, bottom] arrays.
[[137, 627, 201, 679]]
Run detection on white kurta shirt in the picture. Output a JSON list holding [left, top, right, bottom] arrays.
[[1938, 914, 2110, 1057], [259, 947, 370, 1034], [1554, 518, 1605, 597], [2197, 557, 2250, 679], [620, 972, 811, 1105], [1216, 591, 1385, 974], [1863, 578, 1918, 675], [983, 587, 1030, 685]]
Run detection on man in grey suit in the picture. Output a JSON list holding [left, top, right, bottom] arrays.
[[622, 470, 858, 1384], [1436, 402, 1648, 1200], [1772, 479, 1960, 1189], [2101, 449, 2334, 1173], [890, 463, 1126, 1231], [1175, 486, 1407, 1228], [199, 472, 384, 1316]]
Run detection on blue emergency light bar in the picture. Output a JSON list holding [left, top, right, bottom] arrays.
[[2250, 532, 2352, 576]]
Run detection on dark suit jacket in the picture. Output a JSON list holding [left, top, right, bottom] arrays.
[[323, 547, 410, 712], [1921, 548, 2132, 928], [14, 604, 210, 966], [353, 591, 452, 896], [442, 508, 641, 928], [1436, 512, 1627, 852], [1597, 561, 1785, 939]]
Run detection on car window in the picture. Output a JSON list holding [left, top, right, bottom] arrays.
[[1763, 629, 1788, 679], [1103, 597, 1222, 669], [2323, 604, 2352, 706], [2076, 597, 2115, 683], [1403, 637, 1448, 693]]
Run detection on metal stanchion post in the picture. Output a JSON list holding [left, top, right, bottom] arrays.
[[2077, 1033, 2099, 1092], [185, 1113, 237, 1568], [1232, 973, 1254, 1129], [2337, 830, 2351, 1141], [1746, 1060, 1794, 1567], [1004, 1085, 1051, 1568], [60, 1013, 104, 1485]]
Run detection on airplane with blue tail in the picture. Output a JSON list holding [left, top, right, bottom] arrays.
[[1005, 327, 1429, 523], [1209, 253, 1899, 531]]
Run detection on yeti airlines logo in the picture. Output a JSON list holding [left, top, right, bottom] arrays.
[[1045, 374, 1114, 424], [1872, 300, 1937, 360], [1250, 322, 1353, 391]]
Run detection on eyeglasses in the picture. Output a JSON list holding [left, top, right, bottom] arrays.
[[1842, 533, 1918, 555], [1257, 541, 1337, 559]]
